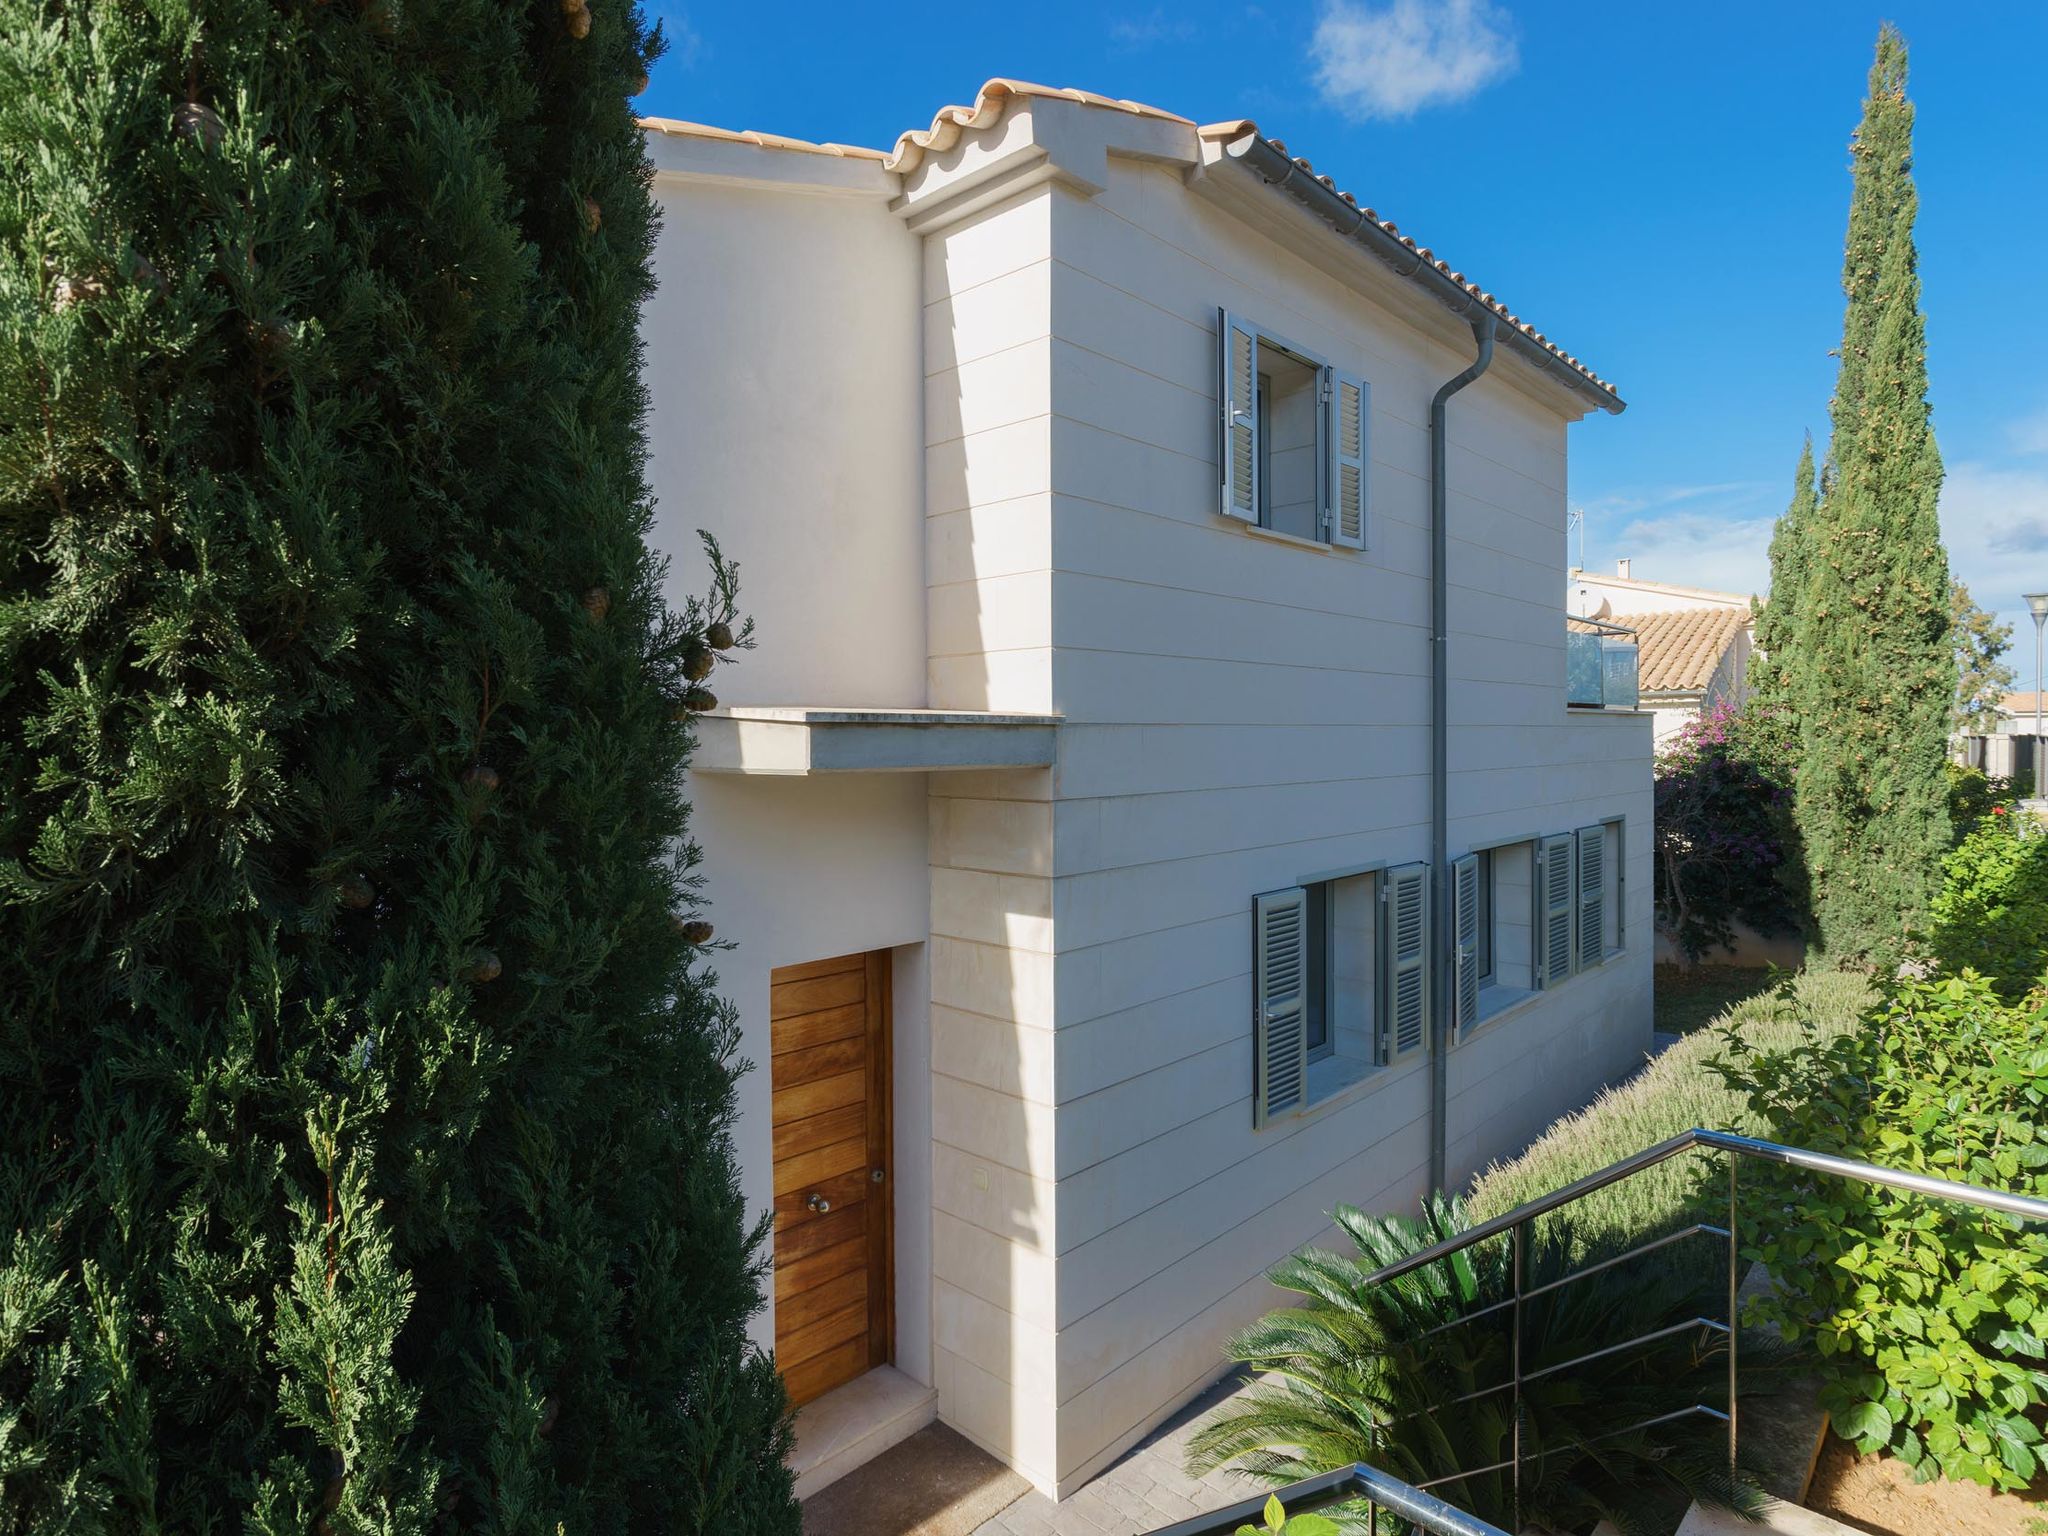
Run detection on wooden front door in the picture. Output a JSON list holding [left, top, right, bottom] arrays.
[[770, 951, 892, 1407]]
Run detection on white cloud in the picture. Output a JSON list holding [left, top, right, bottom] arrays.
[[2006, 405, 2048, 456], [1939, 460, 2048, 633], [1110, 8, 1197, 48], [1575, 480, 1777, 598], [1580, 460, 2048, 634], [659, 11, 703, 70], [1310, 0, 1519, 121]]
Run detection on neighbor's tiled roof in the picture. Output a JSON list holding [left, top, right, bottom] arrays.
[[2002, 691, 2045, 717], [1606, 607, 1751, 694], [638, 78, 1612, 398]]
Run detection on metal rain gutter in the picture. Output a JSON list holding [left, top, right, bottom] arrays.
[[1221, 130, 1623, 1190], [1427, 313, 1495, 1194], [1220, 134, 1625, 419]]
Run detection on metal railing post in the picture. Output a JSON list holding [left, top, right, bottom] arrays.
[[1142, 1130, 2048, 1536], [1510, 1220, 1525, 1533], [1726, 1153, 1739, 1487]]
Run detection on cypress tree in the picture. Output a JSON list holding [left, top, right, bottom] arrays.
[[1795, 24, 1951, 963], [1747, 436, 1816, 747], [0, 3, 795, 1532]]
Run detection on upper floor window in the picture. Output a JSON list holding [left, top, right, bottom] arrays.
[[1218, 310, 1370, 550]]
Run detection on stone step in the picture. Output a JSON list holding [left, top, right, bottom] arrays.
[[1674, 1497, 1864, 1536]]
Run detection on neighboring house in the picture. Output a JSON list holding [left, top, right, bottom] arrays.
[[638, 81, 1653, 1502], [1570, 565, 1753, 744], [1958, 691, 2044, 783]]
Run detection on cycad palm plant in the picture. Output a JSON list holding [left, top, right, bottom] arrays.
[[1188, 1197, 1775, 1536]]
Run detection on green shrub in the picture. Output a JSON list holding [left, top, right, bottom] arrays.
[[1188, 1197, 1773, 1536], [1946, 760, 2018, 842], [1713, 972, 2048, 1491], [1929, 808, 2048, 999], [1468, 969, 1873, 1260], [1235, 1494, 1338, 1536], [0, 2, 795, 1527]]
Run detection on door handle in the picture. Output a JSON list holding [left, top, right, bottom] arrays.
[[806, 1193, 831, 1214]]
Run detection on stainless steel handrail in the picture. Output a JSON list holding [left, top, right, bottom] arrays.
[[1358, 1127, 2048, 1292], [1145, 1128, 2048, 1536], [1146, 1462, 1512, 1536]]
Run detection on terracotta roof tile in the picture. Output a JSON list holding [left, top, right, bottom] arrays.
[[1595, 607, 1750, 695], [1194, 123, 1613, 397], [883, 78, 1192, 171], [637, 79, 1188, 169], [639, 79, 1612, 396], [637, 116, 888, 160]]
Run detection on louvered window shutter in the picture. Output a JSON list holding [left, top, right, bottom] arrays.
[[1219, 311, 1258, 523], [1576, 825, 1605, 970], [1325, 369, 1369, 549], [1252, 887, 1309, 1127], [1536, 833, 1575, 988], [1451, 853, 1480, 1039], [1380, 862, 1430, 1063]]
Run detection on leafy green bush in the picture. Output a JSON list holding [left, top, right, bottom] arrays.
[[1235, 1494, 1338, 1536], [1188, 1198, 1774, 1536], [1929, 807, 2048, 999], [1946, 760, 2018, 842], [1468, 969, 1873, 1260], [1713, 972, 2048, 1490]]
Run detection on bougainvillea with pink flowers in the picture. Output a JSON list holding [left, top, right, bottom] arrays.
[[1653, 701, 1807, 959]]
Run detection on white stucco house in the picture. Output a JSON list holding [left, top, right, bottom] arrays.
[[637, 80, 1654, 1502], [1571, 565, 1753, 745], [1957, 690, 2044, 785]]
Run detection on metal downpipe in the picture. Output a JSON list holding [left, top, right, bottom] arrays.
[[1429, 313, 1497, 1196]]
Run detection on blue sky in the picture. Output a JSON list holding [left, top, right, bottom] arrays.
[[638, 1, 2048, 642]]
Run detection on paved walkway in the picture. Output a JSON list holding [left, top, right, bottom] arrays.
[[971, 1373, 1267, 1536]]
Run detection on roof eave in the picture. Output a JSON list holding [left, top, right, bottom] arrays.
[[1204, 126, 1624, 416]]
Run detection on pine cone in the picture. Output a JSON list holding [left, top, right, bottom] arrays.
[[566, 5, 591, 37], [581, 585, 610, 622], [338, 874, 375, 910], [581, 194, 601, 231], [251, 319, 293, 364], [50, 274, 106, 310], [678, 919, 713, 946], [683, 646, 714, 682], [469, 951, 503, 984], [684, 687, 718, 714], [538, 1396, 561, 1436], [462, 763, 499, 795], [127, 252, 166, 294], [173, 101, 224, 151], [630, 65, 650, 95], [705, 621, 734, 651]]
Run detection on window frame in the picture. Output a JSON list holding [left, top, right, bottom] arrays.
[[1252, 865, 1405, 1127], [1475, 847, 1495, 986], [1303, 879, 1332, 1062], [1217, 309, 1368, 550]]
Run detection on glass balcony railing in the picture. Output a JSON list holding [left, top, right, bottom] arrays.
[[1566, 619, 1639, 710]]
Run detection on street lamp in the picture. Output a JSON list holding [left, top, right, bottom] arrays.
[[2028, 593, 2048, 800]]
